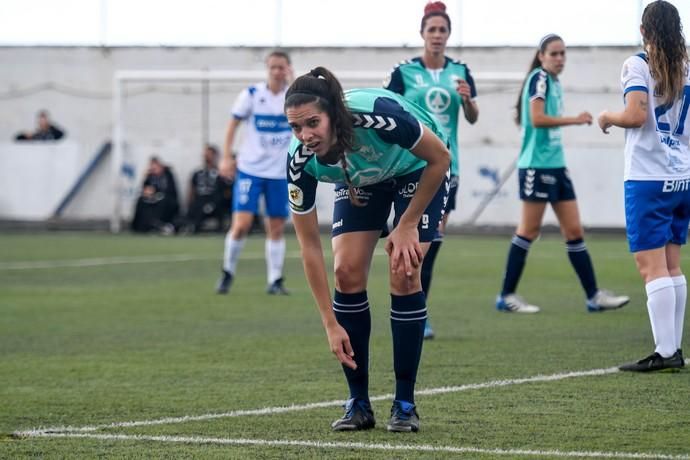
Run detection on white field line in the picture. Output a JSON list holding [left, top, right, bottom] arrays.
[[0, 248, 629, 271], [21, 433, 690, 460], [0, 250, 387, 270], [0, 252, 303, 270], [17, 366, 620, 435]]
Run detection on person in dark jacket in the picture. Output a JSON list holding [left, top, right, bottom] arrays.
[[131, 156, 180, 235], [15, 110, 65, 141]]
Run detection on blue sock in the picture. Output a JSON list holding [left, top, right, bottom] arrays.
[[390, 292, 426, 403], [333, 290, 370, 401], [566, 239, 598, 299], [500, 235, 532, 297], [421, 240, 442, 299]]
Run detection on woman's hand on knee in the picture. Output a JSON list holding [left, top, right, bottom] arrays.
[[385, 225, 422, 277]]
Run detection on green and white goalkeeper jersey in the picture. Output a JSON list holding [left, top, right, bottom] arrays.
[[518, 67, 565, 169], [287, 88, 448, 214], [385, 57, 477, 176]]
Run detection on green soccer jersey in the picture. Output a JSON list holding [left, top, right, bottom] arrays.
[[518, 67, 565, 168], [385, 57, 476, 176], [286, 88, 448, 214]]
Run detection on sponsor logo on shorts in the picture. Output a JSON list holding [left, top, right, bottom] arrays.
[[398, 181, 419, 198], [334, 187, 371, 203], [332, 219, 343, 229], [663, 179, 690, 192], [540, 174, 557, 185]]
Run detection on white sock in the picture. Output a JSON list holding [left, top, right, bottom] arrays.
[[265, 238, 286, 284], [671, 275, 686, 351], [223, 234, 246, 274], [645, 277, 676, 358]]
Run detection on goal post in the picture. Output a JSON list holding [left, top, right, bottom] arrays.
[[111, 69, 524, 233]]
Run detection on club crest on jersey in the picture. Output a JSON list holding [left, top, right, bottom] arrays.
[[288, 183, 303, 207], [425, 87, 451, 113]]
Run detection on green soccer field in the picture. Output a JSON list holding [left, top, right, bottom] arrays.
[[1, 232, 688, 459]]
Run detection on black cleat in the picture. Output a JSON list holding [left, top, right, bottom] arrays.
[[679, 349, 685, 368], [619, 351, 684, 372], [386, 400, 419, 432], [216, 270, 233, 294], [267, 277, 289, 295], [331, 398, 375, 431]]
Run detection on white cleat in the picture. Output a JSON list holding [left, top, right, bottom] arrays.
[[496, 294, 541, 314], [587, 289, 629, 312]]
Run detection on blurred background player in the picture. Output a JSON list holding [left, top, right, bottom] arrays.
[[598, 0, 687, 372], [285, 67, 449, 433], [495, 34, 629, 314], [217, 50, 293, 295], [385, 0, 478, 339]]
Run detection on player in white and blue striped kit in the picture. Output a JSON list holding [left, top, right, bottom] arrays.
[[598, 0, 688, 372]]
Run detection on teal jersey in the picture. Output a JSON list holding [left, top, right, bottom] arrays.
[[287, 88, 448, 213], [518, 67, 565, 168], [385, 57, 476, 175]]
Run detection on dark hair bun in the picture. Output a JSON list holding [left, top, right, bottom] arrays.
[[424, 1, 447, 15]]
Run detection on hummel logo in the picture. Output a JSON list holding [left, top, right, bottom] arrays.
[[289, 145, 313, 182], [352, 113, 397, 131]]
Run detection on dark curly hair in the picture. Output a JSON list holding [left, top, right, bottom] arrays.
[[641, 0, 688, 106], [284, 67, 363, 206]]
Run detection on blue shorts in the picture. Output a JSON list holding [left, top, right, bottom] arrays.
[[445, 174, 459, 212], [332, 168, 448, 242], [233, 170, 289, 218], [625, 180, 690, 252], [518, 168, 576, 202]]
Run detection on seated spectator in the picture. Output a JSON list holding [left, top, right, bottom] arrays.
[[184, 144, 233, 233], [15, 110, 65, 141], [130, 156, 180, 235]]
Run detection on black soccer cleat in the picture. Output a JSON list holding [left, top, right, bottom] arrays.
[[266, 277, 289, 295], [216, 270, 233, 294], [679, 349, 685, 368], [386, 400, 420, 433], [619, 351, 684, 372], [331, 398, 376, 431]]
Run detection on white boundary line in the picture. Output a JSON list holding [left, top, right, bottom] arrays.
[[0, 250, 386, 270], [0, 252, 300, 270], [22, 433, 690, 459], [20, 366, 621, 434], [0, 249, 630, 271], [13, 365, 690, 459]]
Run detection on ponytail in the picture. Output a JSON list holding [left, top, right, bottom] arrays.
[[515, 34, 563, 125]]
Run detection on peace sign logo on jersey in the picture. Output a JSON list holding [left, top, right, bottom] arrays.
[[425, 87, 451, 113]]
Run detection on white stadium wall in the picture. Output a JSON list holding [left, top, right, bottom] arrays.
[[0, 46, 636, 228]]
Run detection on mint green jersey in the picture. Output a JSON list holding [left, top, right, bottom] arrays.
[[385, 57, 476, 176], [518, 67, 565, 168], [286, 88, 448, 213]]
